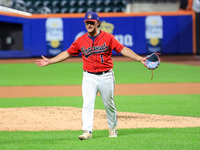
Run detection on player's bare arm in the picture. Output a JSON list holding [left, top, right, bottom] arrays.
[[120, 47, 146, 65], [36, 51, 71, 67]]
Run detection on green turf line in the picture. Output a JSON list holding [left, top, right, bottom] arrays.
[[0, 62, 200, 86], [0, 94, 199, 117], [0, 128, 199, 150]]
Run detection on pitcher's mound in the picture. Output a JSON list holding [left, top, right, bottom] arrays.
[[0, 107, 200, 131]]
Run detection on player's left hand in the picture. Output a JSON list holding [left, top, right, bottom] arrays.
[[140, 57, 146, 65], [36, 55, 50, 67]]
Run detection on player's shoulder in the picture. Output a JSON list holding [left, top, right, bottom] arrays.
[[77, 32, 87, 40], [74, 32, 87, 42], [100, 30, 114, 38]]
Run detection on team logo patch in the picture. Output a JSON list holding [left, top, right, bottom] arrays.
[[88, 13, 92, 19]]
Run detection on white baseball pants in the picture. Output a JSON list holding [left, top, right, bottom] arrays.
[[81, 69, 117, 132]]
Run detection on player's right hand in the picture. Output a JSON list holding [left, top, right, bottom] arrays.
[[36, 55, 50, 67]]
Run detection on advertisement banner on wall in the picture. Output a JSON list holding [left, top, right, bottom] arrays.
[[46, 18, 63, 56], [0, 12, 194, 58], [99, 21, 134, 48], [31, 14, 192, 57], [145, 16, 163, 53]]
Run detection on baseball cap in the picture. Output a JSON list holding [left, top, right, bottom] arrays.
[[84, 11, 100, 22]]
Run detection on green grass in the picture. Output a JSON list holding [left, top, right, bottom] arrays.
[[0, 63, 83, 86], [0, 94, 199, 117], [0, 62, 200, 86], [0, 61, 200, 150], [0, 128, 199, 150], [114, 62, 200, 83]]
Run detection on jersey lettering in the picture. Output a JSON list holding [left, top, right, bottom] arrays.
[[100, 55, 104, 63], [81, 42, 109, 58]]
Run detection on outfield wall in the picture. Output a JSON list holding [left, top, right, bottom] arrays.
[[0, 11, 196, 58]]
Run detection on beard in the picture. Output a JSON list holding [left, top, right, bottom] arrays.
[[87, 27, 96, 33]]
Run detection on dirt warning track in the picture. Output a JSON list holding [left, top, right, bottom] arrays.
[[0, 83, 200, 98]]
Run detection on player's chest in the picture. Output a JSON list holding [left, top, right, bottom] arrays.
[[80, 39, 110, 57]]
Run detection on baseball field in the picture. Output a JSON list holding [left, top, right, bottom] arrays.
[[0, 55, 200, 150]]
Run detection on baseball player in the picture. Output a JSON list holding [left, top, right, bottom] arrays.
[[36, 11, 146, 140]]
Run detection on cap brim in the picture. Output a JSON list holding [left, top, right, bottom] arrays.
[[84, 19, 97, 22]]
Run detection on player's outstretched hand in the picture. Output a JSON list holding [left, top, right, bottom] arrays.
[[140, 57, 146, 65], [36, 55, 50, 67]]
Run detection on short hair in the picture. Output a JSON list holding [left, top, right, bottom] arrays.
[[97, 21, 101, 28]]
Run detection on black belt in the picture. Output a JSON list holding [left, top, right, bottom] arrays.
[[84, 70, 110, 75]]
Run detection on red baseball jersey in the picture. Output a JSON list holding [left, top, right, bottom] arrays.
[[67, 30, 124, 73]]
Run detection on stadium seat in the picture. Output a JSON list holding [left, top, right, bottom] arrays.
[[25, 0, 34, 8], [86, 7, 95, 12], [142, 0, 150, 3], [43, 0, 51, 7], [12, 0, 27, 12], [95, 0, 104, 7], [77, 7, 87, 13], [104, 0, 112, 6], [52, 0, 60, 7], [122, 0, 127, 6], [78, 0, 86, 7], [86, 0, 95, 6], [158, 0, 167, 2], [69, 7, 78, 13], [69, 0, 78, 7], [113, 0, 121, 6], [149, 0, 158, 3], [27, 7, 36, 14], [113, 0, 127, 6], [117, 6, 126, 12], [133, 0, 142, 3], [61, 7, 69, 13], [104, 7, 113, 12], [113, 7, 122, 12], [51, 7, 60, 13], [34, 1, 43, 8], [95, 7, 104, 13], [166, 0, 177, 2], [60, 0, 69, 7], [39, 6, 52, 14]]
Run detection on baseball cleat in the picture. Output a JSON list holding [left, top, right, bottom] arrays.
[[79, 130, 92, 140], [109, 128, 118, 137]]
